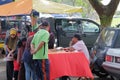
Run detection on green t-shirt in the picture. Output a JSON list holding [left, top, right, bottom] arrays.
[[31, 29, 50, 59]]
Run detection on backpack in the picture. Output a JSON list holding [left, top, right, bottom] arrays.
[[22, 49, 33, 64]]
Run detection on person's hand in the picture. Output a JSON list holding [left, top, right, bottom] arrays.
[[31, 49, 37, 54], [63, 47, 70, 52], [68, 47, 75, 52], [7, 53, 13, 58], [63, 47, 75, 52], [9, 50, 14, 54], [9, 51, 13, 54]]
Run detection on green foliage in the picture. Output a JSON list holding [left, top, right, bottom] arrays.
[[112, 18, 120, 26], [115, 11, 120, 15], [75, 0, 87, 6]]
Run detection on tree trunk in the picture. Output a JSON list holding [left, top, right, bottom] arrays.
[[99, 15, 113, 29], [88, 0, 120, 28]]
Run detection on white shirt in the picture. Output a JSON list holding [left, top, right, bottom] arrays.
[[72, 40, 90, 63]]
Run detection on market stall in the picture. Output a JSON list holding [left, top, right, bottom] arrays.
[[48, 50, 93, 80]]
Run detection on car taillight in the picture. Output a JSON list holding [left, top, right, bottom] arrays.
[[105, 55, 113, 62]]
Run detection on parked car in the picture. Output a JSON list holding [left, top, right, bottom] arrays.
[[102, 48, 120, 80], [40, 17, 100, 50], [90, 27, 120, 78]]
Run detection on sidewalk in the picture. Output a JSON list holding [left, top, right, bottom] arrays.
[[0, 58, 6, 80]]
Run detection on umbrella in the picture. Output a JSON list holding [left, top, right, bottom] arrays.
[[33, 0, 82, 14], [0, 0, 32, 16], [0, 0, 82, 16]]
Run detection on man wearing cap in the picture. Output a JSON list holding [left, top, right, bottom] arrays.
[[31, 21, 50, 80], [5, 28, 18, 80], [69, 34, 90, 62], [61, 34, 90, 80]]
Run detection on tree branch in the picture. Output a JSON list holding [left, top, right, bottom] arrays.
[[88, 0, 104, 15], [107, 0, 120, 16]]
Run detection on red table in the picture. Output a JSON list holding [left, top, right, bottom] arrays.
[[48, 51, 93, 80]]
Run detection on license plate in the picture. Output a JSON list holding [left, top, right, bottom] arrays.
[[115, 57, 120, 63]]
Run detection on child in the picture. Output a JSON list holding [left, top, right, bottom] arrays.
[[13, 54, 19, 80]]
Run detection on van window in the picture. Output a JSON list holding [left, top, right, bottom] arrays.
[[61, 19, 81, 32], [82, 21, 99, 32], [56, 19, 99, 33], [114, 31, 120, 48], [105, 31, 114, 46]]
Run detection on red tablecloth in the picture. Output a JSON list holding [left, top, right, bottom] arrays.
[[48, 52, 93, 80]]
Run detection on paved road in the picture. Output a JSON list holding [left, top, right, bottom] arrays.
[[0, 59, 6, 80]]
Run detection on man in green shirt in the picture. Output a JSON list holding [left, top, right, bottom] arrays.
[[31, 21, 50, 80]]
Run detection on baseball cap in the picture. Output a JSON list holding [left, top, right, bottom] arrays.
[[10, 28, 17, 35], [40, 21, 50, 28]]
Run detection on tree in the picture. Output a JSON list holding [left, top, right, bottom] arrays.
[[88, 0, 120, 28], [75, 0, 96, 18]]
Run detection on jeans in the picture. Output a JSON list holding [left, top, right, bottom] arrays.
[[24, 62, 37, 80], [34, 59, 50, 80]]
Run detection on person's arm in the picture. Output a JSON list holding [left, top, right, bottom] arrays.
[[4, 37, 11, 53], [30, 35, 35, 54], [69, 41, 74, 47], [5, 44, 14, 55], [17, 40, 22, 63], [17, 48, 21, 63], [9, 48, 16, 54], [64, 47, 74, 52], [48, 32, 55, 49], [68, 47, 75, 51], [31, 31, 49, 54], [31, 43, 35, 54], [5, 45, 10, 53], [31, 41, 45, 54]]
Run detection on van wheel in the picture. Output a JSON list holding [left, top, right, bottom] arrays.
[[91, 59, 109, 78], [92, 68, 108, 78], [59, 76, 71, 80], [111, 76, 120, 80]]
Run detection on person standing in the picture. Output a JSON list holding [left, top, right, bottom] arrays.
[[5, 28, 18, 80], [48, 30, 55, 49], [17, 37, 27, 80], [31, 21, 50, 80], [13, 54, 19, 80], [22, 33, 37, 80]]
